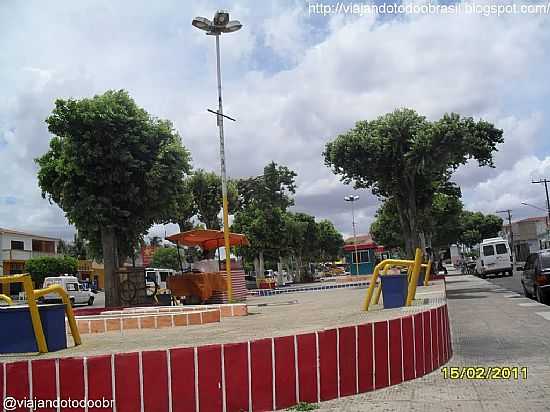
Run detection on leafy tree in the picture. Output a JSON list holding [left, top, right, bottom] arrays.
[[171, 177, 196, 232], [232, 162, 297, 276], [36, 90, 191, 307], [149, 236, 163, 247], [324, 108, 503, 257], [25, 256, 78, 286], [151, 247, 182, 271], [188, 169, 239, 230], [459, 211, 503, 247], [370, 198, 405, 250], [317, 219, 344, 261]]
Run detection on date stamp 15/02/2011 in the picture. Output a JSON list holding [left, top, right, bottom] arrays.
[[441, 366, 528, 380]]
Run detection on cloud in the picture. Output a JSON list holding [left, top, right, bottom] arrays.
[[1, 1, 550, 242]]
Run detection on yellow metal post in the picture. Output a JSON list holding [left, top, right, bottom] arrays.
[[0, 294, 13, 305], [373, 264, 388, 305], [22, 275, 49, 353], [363, 259, 417, 311], [423, 259, 432, 286], [406, 248, 423, 306]]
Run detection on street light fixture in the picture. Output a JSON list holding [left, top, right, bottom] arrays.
[[344, 195, 361, 276], [192, 11, 242, 301]]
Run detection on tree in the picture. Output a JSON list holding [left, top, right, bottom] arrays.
[[188, 169, 239, 230], [232, 162, 297, 276], [324, 108, 503, 257], [370, 198, 405, 250], [317, 219, 344, 261], [36, 90, 191, 307], [151, 247, 181, 271], [459, 211, 503, 247], [25, 256, 78, 286]]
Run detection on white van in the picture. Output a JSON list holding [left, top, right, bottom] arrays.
[[42, 275, 95, 305], [145, 268, 176, 295], [475, 237, 513, 278]]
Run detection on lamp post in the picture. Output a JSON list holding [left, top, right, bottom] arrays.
[[192, 11, 242, 301], [344, 195, 360, 275]]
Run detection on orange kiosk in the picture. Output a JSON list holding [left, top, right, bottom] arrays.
[[165, 229, 249, 304]]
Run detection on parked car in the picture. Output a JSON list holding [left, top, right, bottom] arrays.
[[520, 250, 550, 304], [41, 275, 95, 306], [475, 237, 513, 278]]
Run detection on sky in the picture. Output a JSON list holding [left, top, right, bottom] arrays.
[[1, 0, 550, 241]]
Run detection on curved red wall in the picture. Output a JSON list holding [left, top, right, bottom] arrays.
[[1, 304, 452, 412]]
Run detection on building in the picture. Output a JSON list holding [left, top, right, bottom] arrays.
[[343, 234, 386, 275], [0, 227, 60, 276], [503, 216, 550, 261]]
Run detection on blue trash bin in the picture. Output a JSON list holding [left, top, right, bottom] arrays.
[[381, 274, 408, 309], [417, 271, 425, 286]]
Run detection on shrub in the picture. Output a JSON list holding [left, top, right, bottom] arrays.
[[151, 247, 182, 271], [25, 255, 78, 286]]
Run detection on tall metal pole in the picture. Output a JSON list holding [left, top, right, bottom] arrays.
[[351, 200, 360, 275], [215, 34, 233, 301], [532, 179, 550, 225], [496, 209, 515, 270]]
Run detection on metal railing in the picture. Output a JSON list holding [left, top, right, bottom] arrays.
[[363, 248, 432, 311], [0, 273, 81, 353]]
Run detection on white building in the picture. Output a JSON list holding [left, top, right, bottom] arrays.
[[503, 216, 550, 261], [0, 228, 60, 276]]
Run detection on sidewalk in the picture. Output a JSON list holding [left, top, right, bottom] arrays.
[[313, 272, 550, 411]]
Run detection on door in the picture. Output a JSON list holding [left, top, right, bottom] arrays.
[[494, 243, 511, 270], [523, 254, 535, 293], [482, 244, 496, 269]]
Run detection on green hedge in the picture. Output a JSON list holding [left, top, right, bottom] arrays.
[[25, 255, 78, 286]]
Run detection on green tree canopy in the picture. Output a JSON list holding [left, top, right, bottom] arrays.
[[25, 256, 78, 286], [36, 89, 191, 306], [459, 211, 503, 247], [151, 247, 181, 271], [188, 169, 239, 230], [324, 108, 503, 257], [317, 219, 344, 261]]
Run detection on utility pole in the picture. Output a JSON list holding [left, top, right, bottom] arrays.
[[496, 209, 515, 270], [532, 178, 550, 226]]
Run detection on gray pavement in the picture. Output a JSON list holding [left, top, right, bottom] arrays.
[[312, 272, 550, 411]]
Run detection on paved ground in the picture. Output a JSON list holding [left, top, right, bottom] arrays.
[[0, 281, 445, 362], [313, 271, 550, 411]]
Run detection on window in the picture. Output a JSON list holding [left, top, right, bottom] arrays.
[[540, 253, 550, 270], [160, 272, 169, 282], [66, 283, 77, 291], [146, 272, 157, 283], [483, 245, 495, 256], [495, 244, 508, 255], [10, 240, 24, 250], [32, 239, 55, 253]]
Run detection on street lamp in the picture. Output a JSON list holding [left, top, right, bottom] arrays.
[[344, 195, 360, 275], [192, 11, 242, 301]]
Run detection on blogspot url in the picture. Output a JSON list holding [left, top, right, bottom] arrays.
[[308, 1, 550, 17], [3, 396, 114, 411]]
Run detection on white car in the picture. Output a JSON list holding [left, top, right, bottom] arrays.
[[42, 275, 95, 306], [475, 237, 513, 278]]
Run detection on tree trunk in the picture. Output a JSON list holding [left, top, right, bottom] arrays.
[[102, 226, 120, 307], [396, 181, 424, 258], [253, 257, 260, 277], [258, 250, 265, 278]]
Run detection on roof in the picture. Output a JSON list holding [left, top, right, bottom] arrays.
[[166, 229, 249, 251], [344, 233, 373, 244], [343, 242, 380, 252], [0, 227, 60, 241]]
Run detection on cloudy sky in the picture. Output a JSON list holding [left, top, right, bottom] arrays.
[[1, 0, 550, 241]]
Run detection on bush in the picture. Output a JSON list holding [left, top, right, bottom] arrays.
[[151, 247, 182, 271], [25, 255, 78, 286]]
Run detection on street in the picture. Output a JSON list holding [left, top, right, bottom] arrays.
[[313, 271, 550, 411]]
